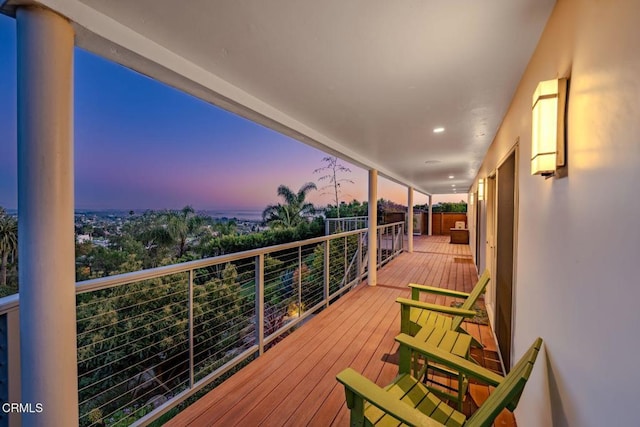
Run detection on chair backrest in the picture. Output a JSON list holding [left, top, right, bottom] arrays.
[[465, 338, 543, 427], [451, 269, 490, 331]]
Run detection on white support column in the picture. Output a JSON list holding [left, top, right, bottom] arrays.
[[407, 187, 414, 253], [428, 195, 433, 236], [367, 170, 378, 286], [17, 7, 78, 426]]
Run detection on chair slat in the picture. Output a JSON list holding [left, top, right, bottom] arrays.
[[465, 338, 542, 427]]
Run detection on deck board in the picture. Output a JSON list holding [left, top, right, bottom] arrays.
[[165, 235, 516, 427]]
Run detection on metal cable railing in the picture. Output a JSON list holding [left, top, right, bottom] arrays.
[[0, 223, 405, 426], [324, 216, 368, 234]]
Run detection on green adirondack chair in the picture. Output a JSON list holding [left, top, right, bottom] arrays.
[[396, 269, 490, 348], [336, 337, 543, 427]]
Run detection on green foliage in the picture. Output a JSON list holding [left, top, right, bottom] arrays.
[[74, 206, 279, 282], [98, 404, 153, 427], [76, 274, 189, 424], [432, 201, 468, 213], [310, 233, 360, 298], [0, 207, 17, 293], [377, 198, 406, 213], [192, 264, 252, 380], [324, 200, 368, 219], [2, 199, 335, 423], [262, 183, 317, 228], [198, 219, 323, 258], [413, 201, 468, 213], [76, 263, 250, 426], [72, 201, 328, 424]]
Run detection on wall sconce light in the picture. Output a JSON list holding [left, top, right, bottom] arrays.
[[531, 78, 567, 176], [477, 178, 485, 201], [469, 193, 475, 205]]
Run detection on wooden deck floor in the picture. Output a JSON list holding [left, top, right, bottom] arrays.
[[165, 236, 515, 427]]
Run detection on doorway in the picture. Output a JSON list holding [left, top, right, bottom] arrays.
[[495, 151, 516, 371], [475, 194, 486, 273]]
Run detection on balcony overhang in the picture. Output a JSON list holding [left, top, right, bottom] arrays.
[[2, 0, 555, 195]]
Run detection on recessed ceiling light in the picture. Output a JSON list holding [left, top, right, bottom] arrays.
[[451, 184, 456, 187], [433, 127, 445, 133], [448, 175, 454, 179]]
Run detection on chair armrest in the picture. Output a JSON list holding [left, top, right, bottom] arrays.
[[336, 368, 446, 427], [396, 298, 476, 318], [395, 334, 504, 386], [408, 284, 470, 299]]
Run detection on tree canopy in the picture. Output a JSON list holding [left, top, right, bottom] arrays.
[[262, 183, 317, 228], [0, 207, 17, 289]]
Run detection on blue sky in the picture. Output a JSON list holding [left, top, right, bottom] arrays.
[[0, 14, 455, 211]]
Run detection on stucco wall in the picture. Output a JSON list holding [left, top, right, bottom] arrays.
[[474, 0, 640, 425]]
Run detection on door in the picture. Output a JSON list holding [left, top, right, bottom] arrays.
[[485, 175, 497, 325], [475, 195, 485, 272], [495, 151, 516, 371]]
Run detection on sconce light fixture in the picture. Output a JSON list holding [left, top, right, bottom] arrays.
[[477, 178, 485, 201], [469, 193, 475, 205], [531, 78, 567, 176]]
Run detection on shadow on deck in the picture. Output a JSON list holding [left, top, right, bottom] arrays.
[[166, 235, 513, 427]]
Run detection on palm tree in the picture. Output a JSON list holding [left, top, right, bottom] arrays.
[[0, 210, 18, 287], [262, 183, 317, 228], [165, 206, 204, 258]]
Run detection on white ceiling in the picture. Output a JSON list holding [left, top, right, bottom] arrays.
[[16, 0, 556, 195]]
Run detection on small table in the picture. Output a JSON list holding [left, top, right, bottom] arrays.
[[450, 228, 469, 244]]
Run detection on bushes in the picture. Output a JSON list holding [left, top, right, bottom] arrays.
[[198, 219, 323, 258], [76, 264, 251, 426]]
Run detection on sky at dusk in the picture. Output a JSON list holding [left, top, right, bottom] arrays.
[[0, 15, 462, 212]]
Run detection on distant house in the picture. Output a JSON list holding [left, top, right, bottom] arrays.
[[76, 234, 91, 244]]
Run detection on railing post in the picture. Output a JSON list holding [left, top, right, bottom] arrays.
[[408, 187, 414, 253], [188, 269, 195, 388], [324, 240, 330, 307], [344, 236, 348, 284], [325, 219, 330, 235], [377, 228, 382, 266], [428, 195, 433, 236], [392, 225, 396, 254], [357, 232, 363, 282], [368, 170, 378, 286], [255, 255, 265, 355], [298, 247, 302, 317]]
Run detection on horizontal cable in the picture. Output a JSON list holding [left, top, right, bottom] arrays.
[[77, 302, 188, 348], [77, 287, 188, 335], [75, 255, 239, 294], [78, 325, 189, 382], [76, 279, 179, 310], [192, 325, 251, 360], [79, 342, 189, 399], [81, 361, 189, 424], [193, 332, 249, 370], [78, 316, 189, 368]]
